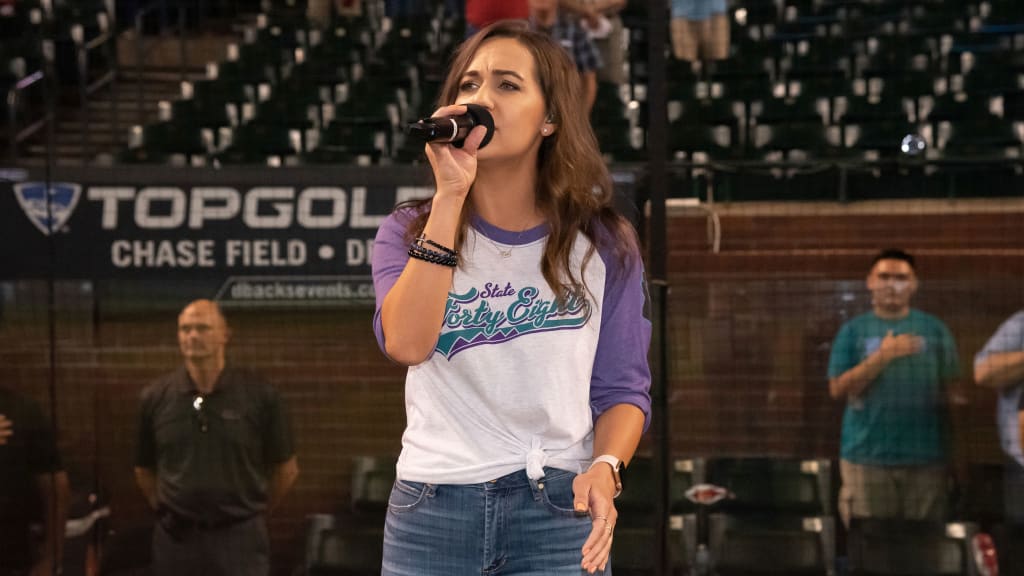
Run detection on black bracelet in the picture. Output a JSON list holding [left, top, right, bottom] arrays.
[[415, 234, 458, 257], [408, 243, 458, 267]]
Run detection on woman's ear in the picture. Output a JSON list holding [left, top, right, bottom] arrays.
[[541, 113, 558, 136]]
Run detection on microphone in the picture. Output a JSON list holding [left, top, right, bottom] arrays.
[[405, 104, 494, 149]]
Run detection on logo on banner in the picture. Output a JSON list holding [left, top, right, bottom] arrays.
[[13, 182, 82, 236]]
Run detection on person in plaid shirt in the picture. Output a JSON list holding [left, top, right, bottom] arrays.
[[528, 0, 602, 113]]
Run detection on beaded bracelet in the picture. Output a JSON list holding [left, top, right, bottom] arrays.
[[415, 234, 457, 257], [408, 243, 458, 267]]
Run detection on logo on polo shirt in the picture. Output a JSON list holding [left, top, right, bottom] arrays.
[[435, 283, 592, 359]]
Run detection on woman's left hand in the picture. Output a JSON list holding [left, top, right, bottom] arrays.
[[573, 466, 619, 574]]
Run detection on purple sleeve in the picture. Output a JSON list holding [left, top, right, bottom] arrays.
[[371, 209, 417, 356], [590, 226, 653, 432]]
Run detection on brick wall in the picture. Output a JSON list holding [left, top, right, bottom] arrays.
[[2, 202, 1023, 573]]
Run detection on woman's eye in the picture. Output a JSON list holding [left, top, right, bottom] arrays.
[[501, 81, 519, 90], [459, 81, 477, 91]]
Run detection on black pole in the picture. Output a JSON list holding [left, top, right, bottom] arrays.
[[644, 1, 670, 575], [179, 0, 188, 86], [42, 35, 61, 576], [136, 10, 145, 127]]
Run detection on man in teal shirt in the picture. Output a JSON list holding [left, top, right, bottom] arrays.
[[828, 249, 961, 526]]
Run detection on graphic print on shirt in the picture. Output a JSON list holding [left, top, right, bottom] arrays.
[[435, 281, 592, 359]]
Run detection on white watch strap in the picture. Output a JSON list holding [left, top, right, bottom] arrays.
[[588, 454, 623, 498], [588, 454, 621, 471]]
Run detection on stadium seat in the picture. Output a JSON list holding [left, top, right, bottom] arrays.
[[991, 523, 1024, 576], [847, 121, 922, 158], [847, 519, 981, 576], [215, 122, 299, 165], [706, 58, 777, 105], [837, 94, 912, 147], [753, 95, 826, 126], [668, 122, 733, 162], [308, 526, 384, 576], [307, 118, 389, 164], [615, 456, 705, 524], [707, 513, 836, 576], [705, 457, 833, 516], [752, 124, 843, 163], [611, 516, 697, 576], [671, 99, 743, 150], [350, 456, 396, 517], [941, 114, 1021, 155], [143, 121, 207, 159], [952, 462, 1005, 527]]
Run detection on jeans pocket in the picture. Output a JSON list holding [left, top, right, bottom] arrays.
[[388, 479, 430, 514], [538, 469, 583, 518]]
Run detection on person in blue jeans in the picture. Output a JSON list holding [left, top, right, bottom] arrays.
[[372, 20, 652, 576], [975, 310, 1024, 523], [828, 249, 962, 526]]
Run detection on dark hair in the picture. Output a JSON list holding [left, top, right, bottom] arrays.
[[399, 20, 638, 300], [870, 249, 915, 271]]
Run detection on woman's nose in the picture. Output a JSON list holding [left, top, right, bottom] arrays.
[[463, 88, 494, 109]]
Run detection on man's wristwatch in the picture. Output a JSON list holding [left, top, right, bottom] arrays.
[[588, 454, 623, 498]]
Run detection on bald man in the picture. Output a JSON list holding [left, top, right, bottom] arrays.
[[134, 300, 298, 576]]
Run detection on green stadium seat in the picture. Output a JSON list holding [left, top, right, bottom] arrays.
[[707, 514, 836, 576], [305, 119, 389, 165], [848, 519, 981, 576], [350, 456, 396, 516], [215, 122, 299, 165], [705, 457, 833, 516], [308, 526, 384, 576], [611, 517, 696, 576]]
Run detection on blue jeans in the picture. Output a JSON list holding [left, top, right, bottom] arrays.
[[382, 467, 607, 575]]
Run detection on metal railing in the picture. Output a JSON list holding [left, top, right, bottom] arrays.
[[74, 12, 118, 165], [6, 69, 48, 160]]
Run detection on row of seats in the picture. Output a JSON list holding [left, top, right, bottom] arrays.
[[120, 2, 452, 166], [605, 0, 1024, 163], [113, 0, 1022, 170], [301, 456, 1024, 576], [2, 0, 114, 152]]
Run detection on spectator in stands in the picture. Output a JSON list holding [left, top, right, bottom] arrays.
[[464, 1, 601, 40], [578, 0, 627, 86], [670, 0, 730, 61], [0, 387, 71, 576], [529, 0, 602, 113], [372, 20, 650, 576], [828, 249, 962, 526], [465, 0, 529, 36], [134, 300, 298, 576], [975, 310, 1024, 522], [307, 0, 363, 28], [385, 0, 431, 19]]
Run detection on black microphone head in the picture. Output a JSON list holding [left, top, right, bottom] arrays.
[[453, 104, 494, 150]]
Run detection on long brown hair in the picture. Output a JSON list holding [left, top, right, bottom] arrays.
[[401, 20, 638, 300]]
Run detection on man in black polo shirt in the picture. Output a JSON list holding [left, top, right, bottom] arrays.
[[134, 299, 299, 576], [0, 387, 70, 576]]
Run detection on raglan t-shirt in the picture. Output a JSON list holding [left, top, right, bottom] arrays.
[[372, 210, 651, 484]]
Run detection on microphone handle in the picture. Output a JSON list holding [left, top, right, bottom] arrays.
[[407, 115, 476, 143]]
